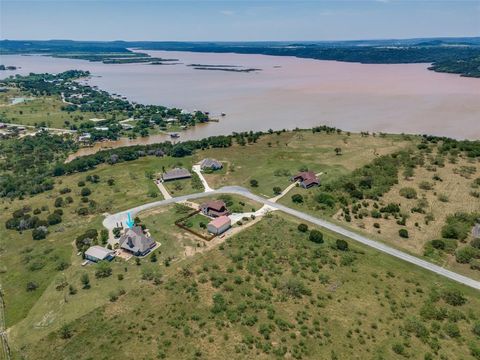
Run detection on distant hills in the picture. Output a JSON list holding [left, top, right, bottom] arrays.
[[1, 37, 479, 77]]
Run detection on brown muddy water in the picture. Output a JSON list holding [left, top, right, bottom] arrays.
[[1, 50, 479, 160]]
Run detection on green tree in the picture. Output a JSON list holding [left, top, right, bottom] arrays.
[[309, 230, 324, 244], [81, 273, 90, 289]]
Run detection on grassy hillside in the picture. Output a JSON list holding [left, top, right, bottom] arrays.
[[16, 214, 480, 360], [199, 131, 414, 197]]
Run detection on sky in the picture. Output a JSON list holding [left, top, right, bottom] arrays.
[[0, 0, 479, 41]]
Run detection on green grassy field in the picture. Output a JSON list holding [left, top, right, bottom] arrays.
[[1, 130, 479, 360], [197, 131, 415, 197], [0, 89, 101, 128], [14, 214, 480, 360]]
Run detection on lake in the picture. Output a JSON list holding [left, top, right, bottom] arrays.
[[1, 51, 479, 149]]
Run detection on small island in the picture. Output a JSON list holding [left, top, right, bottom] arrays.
[[187, 64, 261, 73], [0, 64, 17, 71]]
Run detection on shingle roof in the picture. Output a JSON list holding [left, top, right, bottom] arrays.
[[200, 158, 222, 169], [294, 171, 319, 186], [201, 200, 226, 212], [85, 245, 114, 260], [209, 215, 231, 228], [162, 168, 191, 181], [119, 226, 155, 254]]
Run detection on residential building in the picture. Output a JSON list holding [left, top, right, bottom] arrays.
[[119, 226, 156, 256], [292, 171, 320, 188], [84, 245, 115, 262], [207, 215, 231, 235], [200, 158, 223, 171], [200, 200, 229, 217], [162, 167, 191, 182]]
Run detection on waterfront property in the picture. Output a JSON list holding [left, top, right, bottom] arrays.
[[200, 158, 223, 171], [207, 215, 231, 235], [162, 167, 192, 182], [84, 245, 115, 262], [119, 226, 156, 256], [200, 200, 229, 217], [292, 171, 320, 189]]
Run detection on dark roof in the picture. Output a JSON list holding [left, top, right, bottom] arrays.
[[201, 200, 226, 212], [119, 226, 155, 254], [162, 167, 191, 181], [200, 158, 222, 169]]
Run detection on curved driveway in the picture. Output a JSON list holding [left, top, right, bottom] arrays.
[[103, 186, 480, 291]]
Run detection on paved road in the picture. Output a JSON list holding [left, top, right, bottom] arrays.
[[103, 186, 480, 291]]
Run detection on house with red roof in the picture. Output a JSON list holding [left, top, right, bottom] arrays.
[[200, 200, 229, 217], [292, 171, 320, 189], [207, 215, 231, 235]]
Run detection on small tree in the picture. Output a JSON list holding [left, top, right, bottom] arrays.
[[250, 179, 258, 188], [26, 281, 38, 291], [336, 239, 349, 251], [334, 147, 342, 155], [150, 252, 157, 263], [273, 186, 282, 195], [54, 197, 64, 208], [81, 273, 90, 289], [59, 324, 73, 339], [399, 229, 409, 238], [297, 223, 308, 233], [81, 187, 91, 197], [291, 194, 303, 203], [100, 229, 109, 245], [309, 230, 324, 244], [95, 261, 112, 278]]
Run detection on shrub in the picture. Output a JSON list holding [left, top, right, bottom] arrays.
[[81, 273, 90, 289], [431, 239, 446, 250], [249, 179, 258, 187], [59, 324, 73, 339], [455, 246, 478, 264], [471, 238, 480, 249], [309, 230, 324, 244], [419, 181, 433, 190], [47, 212, 62, 225], [280, 278, 311, 298], [54, 197, 64, 208], [399, 187, 417, 199], [273, 186, 282, 195], [81, 187, 91, 197], [437, 193, 449, 202], [442, 289, 467, 306], [77, 180, 85, 187], [399, 229, 409, 238], [297, 223, 308, 233], [336, 239, 349, 251], [95, 261, 112, 278], [315, 192, 336, 207], [291, 194, 303, 203], [473, 321, 480, 337], [26, 281, 38, 291], [77, 207, 89, 216], [32, 226, 48, 240], [444, 322, 461, 338]]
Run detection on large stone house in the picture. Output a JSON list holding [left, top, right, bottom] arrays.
[[119, 226, 156, 256]]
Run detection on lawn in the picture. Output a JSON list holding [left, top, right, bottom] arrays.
[[0, 89, 100, 128], [196, 130, 415, 197], [14, 213, 480, 360]]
